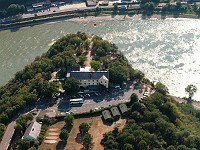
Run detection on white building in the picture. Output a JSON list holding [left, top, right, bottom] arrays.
[[67, 66, 109, 90], [70, 71, 109, 89], [22, 122, 42, 141]]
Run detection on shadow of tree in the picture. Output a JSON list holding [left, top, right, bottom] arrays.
[[75, 133, 83, 144], [56, 141, 67, 150], [10, 28, 19, 32], [101, 116, 113, 126]]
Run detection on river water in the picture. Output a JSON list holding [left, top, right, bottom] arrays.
[[0, 18, 200, 100]]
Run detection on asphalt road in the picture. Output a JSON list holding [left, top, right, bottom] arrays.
[[0, 121, 16, 150]]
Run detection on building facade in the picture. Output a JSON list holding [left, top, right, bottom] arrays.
[[70, 71, 109, 89], [22, 122, 42, 141]]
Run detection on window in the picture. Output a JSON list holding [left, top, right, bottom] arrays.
[[89, 83, 90, 85], [93, 80, 94, 82], [101, 81, 102, 83], [84, 83, 86, 85], [105, 81, 106, 83]]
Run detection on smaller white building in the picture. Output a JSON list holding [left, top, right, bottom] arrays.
[[22, 122, 42, 141]]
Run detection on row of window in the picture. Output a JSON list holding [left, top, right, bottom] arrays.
[[81, 82, 107, 85], [80, 80, 107, 84]]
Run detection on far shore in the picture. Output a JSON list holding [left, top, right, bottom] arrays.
[[65, 14, 198, 23], [0, 13, 199, 31]]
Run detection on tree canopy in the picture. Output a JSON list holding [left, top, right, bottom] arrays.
[[62, 78, 80, 96], [90, 60, 101, 71], [64, 114, 74, 126], [155, 82, 169, 95], [59, 129, 69, 141], [101, 92, 200, 149], [82, 133, 93, 150], [79, 123, 91, 135], [185, 84, 197, 99]]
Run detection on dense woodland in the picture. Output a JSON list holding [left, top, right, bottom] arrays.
[[101, 90, 200, 150], [0, 32, 140, 142]]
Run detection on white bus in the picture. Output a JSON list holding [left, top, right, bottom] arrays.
[[70, 98, 83, 105]]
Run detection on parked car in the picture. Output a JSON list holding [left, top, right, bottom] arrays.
[[79, 94, 84, 98]]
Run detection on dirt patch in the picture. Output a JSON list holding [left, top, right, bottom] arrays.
[[48, 132, 60, 136], [46, 136, 59, 140], [38, 121, 65, 150], [65, 116, 126, 150], [44, 140, 58, 144], [49, 128, 60, 132]]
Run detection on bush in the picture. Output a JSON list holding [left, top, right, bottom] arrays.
[[59, 129, 69, 141]]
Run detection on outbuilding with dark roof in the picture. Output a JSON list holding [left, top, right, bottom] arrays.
[[110, 107, 120, 117], [119, 103, 128, 114], [102, 110, 112, 120]]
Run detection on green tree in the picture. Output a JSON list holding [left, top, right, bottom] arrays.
[[109, 64, 129, 84], [138, 140, 147, 150], [7, 4, 24, 16], [18, 139, 30, 150], [176, 145, 188, 150], [122, 143, 133, 150], [63, 78, 80, 95], [41, 81, 58, 98], [185, 84, 197, 99], [0, 123, 5, 141], [64, 114, 74, 126], [79, 123, 90, 135], [82, 133, 93, 150], [0, 10, 7, 18], [79, 55, 86, 66], [83, 39, 90, 50], [167, 145, 175, 150], [59, 129, 69, 141], [90, 60, 101, 71], [130, 93, 139, 105], [114, 3, 118, 11], [155, 82, 169, 95], [144, 2, 155, 10]]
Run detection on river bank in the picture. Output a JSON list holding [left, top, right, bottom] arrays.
[[0, 13, 199, 31]]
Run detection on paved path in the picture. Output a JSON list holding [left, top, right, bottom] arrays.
[[0, 121, 16, 150]]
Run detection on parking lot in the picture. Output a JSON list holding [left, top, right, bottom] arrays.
[[56, 82, 144, 114], [37, 81, 153, 117]]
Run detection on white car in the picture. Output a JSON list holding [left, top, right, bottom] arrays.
[[94, 107, 99, 110]]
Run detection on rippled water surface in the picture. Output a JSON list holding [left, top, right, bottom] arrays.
[[1, 18, 200, 99]]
